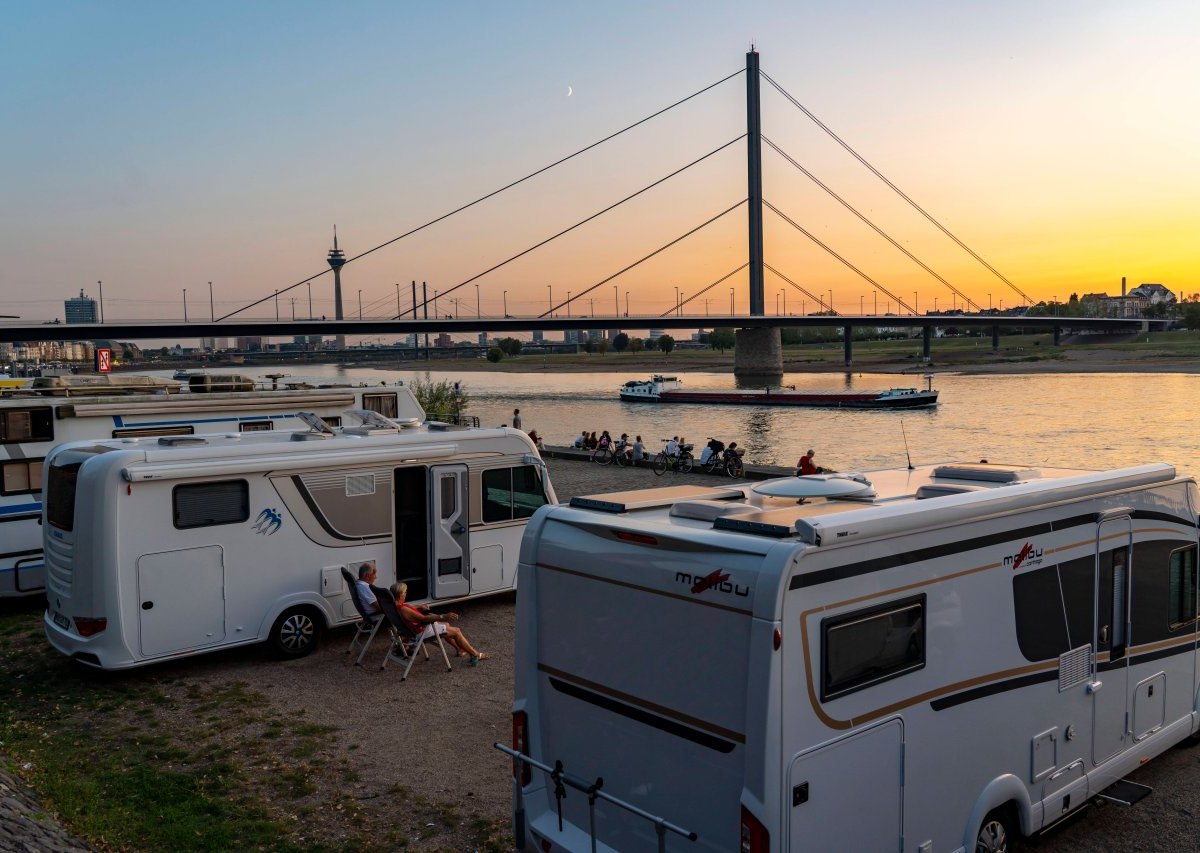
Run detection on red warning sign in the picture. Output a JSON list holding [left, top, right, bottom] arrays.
[[95, 348, 112, 373]]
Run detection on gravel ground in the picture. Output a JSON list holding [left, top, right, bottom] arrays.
[[4, 454, 1200, 850]]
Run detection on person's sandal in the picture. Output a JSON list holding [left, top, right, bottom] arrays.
[[470, 653, 489, 666]]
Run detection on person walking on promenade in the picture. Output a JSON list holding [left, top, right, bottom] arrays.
[[512, 408, 522, 430]]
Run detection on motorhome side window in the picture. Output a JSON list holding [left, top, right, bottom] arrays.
[[362, 393, 398, 418], [173, 480, 250, 529], [1167, 545, 1198, 630], [0, 407, 53, 443], [46, 462, 81, 531], [2, 458, 43, 495], [1012, 558, 1094, 661], [481, 465, 549, 523], [821, 594, 925, 701]]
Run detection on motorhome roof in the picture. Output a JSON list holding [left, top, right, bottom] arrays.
[[565, 461, 1181, 546], [60, 425, 533, 482]]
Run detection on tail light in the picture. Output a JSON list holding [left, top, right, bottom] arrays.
[[512, 710, 532, 786], [740, 805, 769, 853], [74, 617, 107, 637]]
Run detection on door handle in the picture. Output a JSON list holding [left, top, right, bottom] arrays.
[[453, 525, 466, 535], [1086, 680, 1103, 694]]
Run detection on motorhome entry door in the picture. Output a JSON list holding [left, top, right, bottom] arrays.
[[1093, 515, 1132, 765], [430, 464, 470, 599], [787, 718, 904, 851], [137, 545, 226, 657]]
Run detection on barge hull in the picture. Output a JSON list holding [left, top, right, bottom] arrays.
[[619, 391, 938, 409]]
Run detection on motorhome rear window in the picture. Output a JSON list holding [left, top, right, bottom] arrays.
[[2, 458, 43, 496], [112, 425, 195, 439], [363, 393, 399, 418], [481, 465, 549, 523], [821, 595, 925, 701], [46, 462, 81, 531], [173, 480, 250, 529], [0, 407, 53, 444]]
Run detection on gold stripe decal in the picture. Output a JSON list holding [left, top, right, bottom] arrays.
[[538, 663, 746, 744]]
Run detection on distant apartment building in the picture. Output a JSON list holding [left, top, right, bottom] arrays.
[[435, 333, 453, 348], [64, 290, 99, 324], [530, 330, 544, 344], [235, 336, 264, 352], [201, 337, 231, 351], [588, 329, 605, 344], [648, 328, 665, 340]]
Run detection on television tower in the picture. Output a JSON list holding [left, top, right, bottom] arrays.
[[326, 226, 347, 349]]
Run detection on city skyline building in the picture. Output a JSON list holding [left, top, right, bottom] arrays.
[[64, 289, 98, 324]]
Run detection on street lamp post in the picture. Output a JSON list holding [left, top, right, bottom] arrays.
[[308, 283, 313, 319], [625, 290, 630, 317], [503, 290, 508, 318], [567, 292, 571, 318], [828, 289, 833, 314], [547, 285, 552, 317], [679, 292, 685, 316], [775, 292, 780, 316], [913, 292, 918, 315], [183, 288, 188, 322], [729, 287, 734, 316], [674, 286, 679, 316], [860, 295, 864, 314], [589, 298, 595, 318], [613, 285, 618, 317], [989, 293, 992, 310], [291, 298, 296, 321], [358, 290, 362, 320], [934, 297, 939, 312], [782, 289, 787, 316], [274, 290, 279, 321], [475, 284, 480, 319], [209, 281, 214, 322], [395, 283, 401, 317]]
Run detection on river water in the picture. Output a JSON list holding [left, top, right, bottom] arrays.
[[154, 365, 1197, 475]]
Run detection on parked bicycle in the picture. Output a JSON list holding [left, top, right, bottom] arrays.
[[701, 438, 727, 474], [724, 446, 745, 478], [652, 438, 694, 476]]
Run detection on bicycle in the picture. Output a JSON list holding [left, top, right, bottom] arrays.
[[612, 441, 632, 466], [591, 443, 614, 465], [652, 440, 694, 476], [701, 438, 727, 474], [724, 448, 745, 479]]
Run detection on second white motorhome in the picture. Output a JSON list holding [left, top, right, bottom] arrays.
[[508, 462, 1200, 852], [42, 412, 553, 669]]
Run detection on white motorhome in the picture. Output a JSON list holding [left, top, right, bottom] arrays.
[[508, 463, 1200, 852], [0, 374, 416, 598], [42, 413, 552, 670]]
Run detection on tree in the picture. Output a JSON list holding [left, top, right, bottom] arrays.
[[583, 339, 594, 353], [498, 337, 522, 356], [708, 328, 735, 352], [486, 347, 504, 363], [629, 337, 645, 353], [597, 337, 609, 354], [643, 336, 658, 351], [658, 334, 675, 354], [612, 332, 630, 352], [409, 375, 469, 417], [1181, 302, 1200, 330]]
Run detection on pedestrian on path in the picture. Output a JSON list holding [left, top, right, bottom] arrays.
[[512, 408, 523, 430]]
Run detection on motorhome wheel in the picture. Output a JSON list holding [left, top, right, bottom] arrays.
[[270, 607, 321, 658], [975, 807, 1016, 853]]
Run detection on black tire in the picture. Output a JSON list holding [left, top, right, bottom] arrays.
[[679, 453, 694, 474], [614, 448, 628, 466], [975, 806, 1018, 853], [652, 453, 668, 476], [725, 456, 745, 479], [592, 446, 612, 465], [270, 606, 322, 658]]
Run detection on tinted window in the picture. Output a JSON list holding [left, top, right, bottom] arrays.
[[46, 462, 81, 531], [0, 408, 53, 443], [238, 421, 273, 432], [363, 393, 398, 418], [822, 595, 925, 701], [481, 466, 549, 523], [173, 481, 249, 529], [1129, 540, 1175, 645], [1058, 557, 1094, 649], [1013, 565, 1070, 661], [2, 458, 44, 496], [1168, 545, 1198, 630]]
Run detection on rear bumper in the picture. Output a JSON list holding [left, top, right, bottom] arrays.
[[43, 611, 110, 669]]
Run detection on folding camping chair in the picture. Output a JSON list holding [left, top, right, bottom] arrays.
[[342, 566, 384, 665], [370, 584, 453, 680]]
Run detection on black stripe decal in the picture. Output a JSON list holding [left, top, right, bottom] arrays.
[[933, 643, 1196, 711], [547, 676, 737, 754], [1131, 509, 1195, 526], [930, 671, 1059, 710]]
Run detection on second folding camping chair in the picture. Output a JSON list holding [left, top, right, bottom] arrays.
[[370, 584, 453, 680], [342, 566, 384, 665]]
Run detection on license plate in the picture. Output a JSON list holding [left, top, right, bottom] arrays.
[[53, 611, 69, 630]]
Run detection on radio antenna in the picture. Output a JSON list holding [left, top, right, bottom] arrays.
[[900, 419, 914, 470]]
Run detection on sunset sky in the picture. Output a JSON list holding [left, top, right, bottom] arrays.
[[3, 0, 1197, 331]]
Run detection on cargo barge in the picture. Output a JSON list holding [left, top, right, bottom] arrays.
[[618, 375, 938, 408]]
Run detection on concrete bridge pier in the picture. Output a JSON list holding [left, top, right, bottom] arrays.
[[1053, 325, 1061, 346], [992, 324, 1000, 353], [843, 325, 853, 367], [922, 326, 932, 362], [734, 327, 782, 383]]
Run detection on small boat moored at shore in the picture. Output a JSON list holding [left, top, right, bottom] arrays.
[[618, 374, 938, 409]]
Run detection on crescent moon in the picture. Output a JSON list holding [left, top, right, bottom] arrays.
[[567, 86, 573, 97]]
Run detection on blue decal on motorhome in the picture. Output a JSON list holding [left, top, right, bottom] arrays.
[[253, 508, 283, 535]]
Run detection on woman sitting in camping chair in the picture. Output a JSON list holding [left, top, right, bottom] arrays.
[[389, 583, 489, 665]]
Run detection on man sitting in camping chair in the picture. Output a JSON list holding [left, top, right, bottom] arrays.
[[342, 564, 384, 665]]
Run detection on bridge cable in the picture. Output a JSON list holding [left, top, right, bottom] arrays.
[[541, 199, 748, 318], [760, 70, 1033, 306], [762, 136, 982, 313], [217, 68, 746, 322], [661, 263, 751, 317], [762, 262, 829, 310], [402, 136, 747, 318], [763, 198, 916, 315]]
